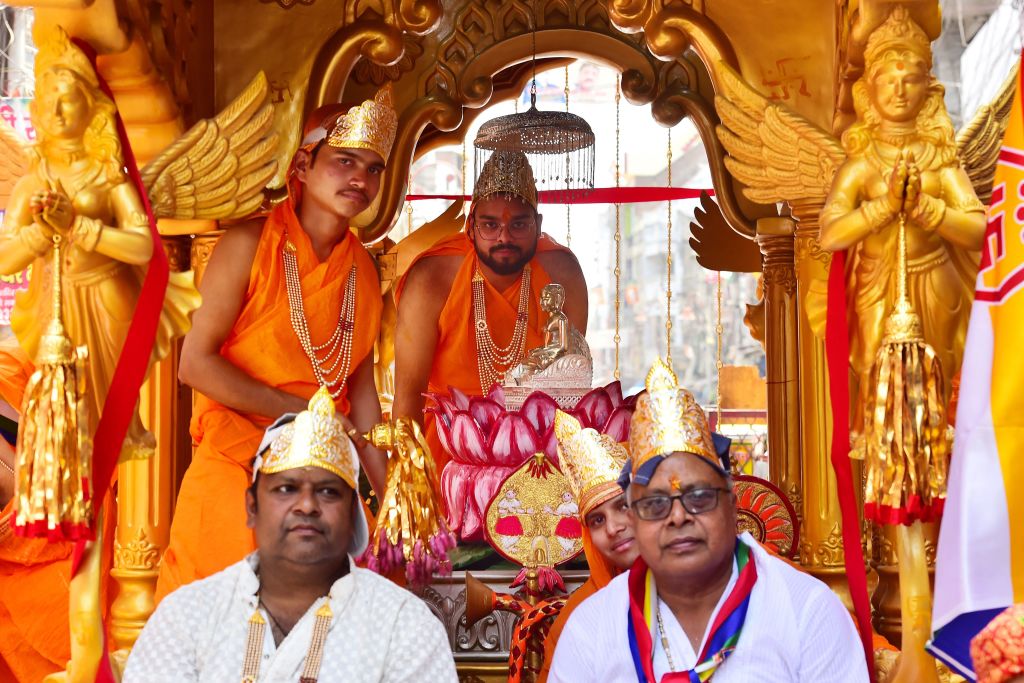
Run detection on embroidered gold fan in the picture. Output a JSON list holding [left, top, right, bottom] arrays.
[[554, 410, 628, 516], [472, 150, 539, 210], [325, 83, 398, 162], [256, 387, 358, 489], [629, 359, 717, 476]]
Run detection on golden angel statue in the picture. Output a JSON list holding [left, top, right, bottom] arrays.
[[0, 25, 278, 681], [0, 26, 277, 467], [717, 6, 1011, 416], [716, 7, 1014, 682]]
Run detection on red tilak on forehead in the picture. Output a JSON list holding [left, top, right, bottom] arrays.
[[670, 475, 682, 492], [501, 205, 513, 224]]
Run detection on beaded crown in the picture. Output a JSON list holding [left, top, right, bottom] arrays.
[[472, 150, 539, 210], [317, 84, 397, 161], [628, 359, 717, 476], [554, 411, 628, 516], [254, 387, 359, 489], [864, 7, 931, 69]]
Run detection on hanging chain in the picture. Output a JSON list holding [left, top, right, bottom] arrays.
[[613, 75, 622, 381], [564, 65, 571, 247], [665, 127, 673, 365], [716, 272, 724, 428], [462, 137, 468, 199]]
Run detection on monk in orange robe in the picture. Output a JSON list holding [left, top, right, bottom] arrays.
[[156, 87, 395, 601], [393, 151, 588, 469], [538, 410, 637, 682], [0, 340, 116, 682]]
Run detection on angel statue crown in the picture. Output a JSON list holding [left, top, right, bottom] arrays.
[[254, 387, 359, 489], [324, 83, 398, 162], [864, 6, 931, 69], [554, 410, 628, 516], [473, 150, 539, 210], [628, 359, 718, 478], [33, 27, 98, 87]]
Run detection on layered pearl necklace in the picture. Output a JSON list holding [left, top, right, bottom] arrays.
[[472, 265, 531, 392], [282, 238, 357, 399]]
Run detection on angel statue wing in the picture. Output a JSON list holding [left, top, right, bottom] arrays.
[[0, 121, 29, 212], [688, 191, 762, 273], [715, 62, 845, 205], [141, 71, 279, 221], [956, 62, 1019, 206]]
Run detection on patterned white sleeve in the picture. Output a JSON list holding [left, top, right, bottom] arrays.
[[547, 610, 597, 683], [798, 585, 870, 683], [381, 598, 458, 683], [122, 590, 201, 683]]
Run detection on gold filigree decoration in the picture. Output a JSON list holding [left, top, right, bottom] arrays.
[[114, 528, 160, 571], [140, 72, 279, 221]]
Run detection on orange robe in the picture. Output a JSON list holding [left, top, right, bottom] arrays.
[[396, 232, 571, 468], [156, 197, 382, 601], [538, 530, 619, 683], [0, 341, 115, 682]]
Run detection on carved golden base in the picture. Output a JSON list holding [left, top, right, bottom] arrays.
[[456, 662, 510, 683]]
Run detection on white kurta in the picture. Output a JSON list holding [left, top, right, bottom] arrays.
[[123, 554, 457, 683], [548, 532, 869, 682]]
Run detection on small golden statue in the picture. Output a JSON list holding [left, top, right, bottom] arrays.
[[507, 283, 590, 387]]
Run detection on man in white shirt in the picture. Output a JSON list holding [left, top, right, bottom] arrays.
[[549, 359, 869, 682], [124, 388, 457, 682]]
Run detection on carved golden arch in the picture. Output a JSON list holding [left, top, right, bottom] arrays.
[[304, 5, 759, 244]]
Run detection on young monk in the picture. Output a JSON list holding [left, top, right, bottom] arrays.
[[157, 87, 395, 600]]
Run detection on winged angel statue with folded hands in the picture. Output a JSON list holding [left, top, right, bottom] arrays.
[[0, 26, 278, 458], [716, 6, 1010, 422]]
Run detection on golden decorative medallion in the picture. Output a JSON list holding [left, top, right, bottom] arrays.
[[484, 453, 583, 568]]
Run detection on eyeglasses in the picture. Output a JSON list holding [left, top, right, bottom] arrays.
[[631, 488, 730, 521], [474, 217, 536, 241]]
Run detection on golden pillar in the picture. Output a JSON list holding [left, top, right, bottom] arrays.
[[108, 236, 193, 653], [755, 217, 801, 518], [791, 201, 858, 609]]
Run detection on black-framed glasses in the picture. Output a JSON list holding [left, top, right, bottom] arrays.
[[631, 488, 730, 521], [474, 217, 536, 241]]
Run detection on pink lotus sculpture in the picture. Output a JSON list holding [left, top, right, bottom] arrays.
[[427, 382, 637, 541]]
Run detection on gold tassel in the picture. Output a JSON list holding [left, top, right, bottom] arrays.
[[364, 417, 455, 585], [15, 233, 93, 540], [862, 213, 950, 525]]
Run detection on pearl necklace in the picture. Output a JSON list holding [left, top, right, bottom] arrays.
[[472, 265, 531, 392], [282, 238, 357, 399]]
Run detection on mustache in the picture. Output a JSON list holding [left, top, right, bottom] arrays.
[[489, 245, 522, 257]]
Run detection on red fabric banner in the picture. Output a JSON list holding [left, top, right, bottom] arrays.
[[406, 186, 713, 204], [824, 250, 876, 681]]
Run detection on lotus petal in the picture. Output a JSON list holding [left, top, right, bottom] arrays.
[[425, 393, 456, 425], [575, 388, 613, 429], [519, 391, 558, 437], [441, 463, 469, 533], [432, 411, 456, 461], [466, 466, 515, 540], [449, 385, 472, 411], [542, 431, 559, 461], [486, 383, 506, 405], [450, 412, 491, 465], [603, 406, 634, 442], [605, 380, 624, 407], [487, 413, 542, 467], [469, 396, 503, 435]]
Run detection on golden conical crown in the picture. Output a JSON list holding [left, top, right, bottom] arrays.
[[325, 83, 398, 161], [864, 6, 932, 69], [256, 387, 358, 488], [554, 411, 628, 516], [628, 359, 717, 477], [473, 150, 539, 209]]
